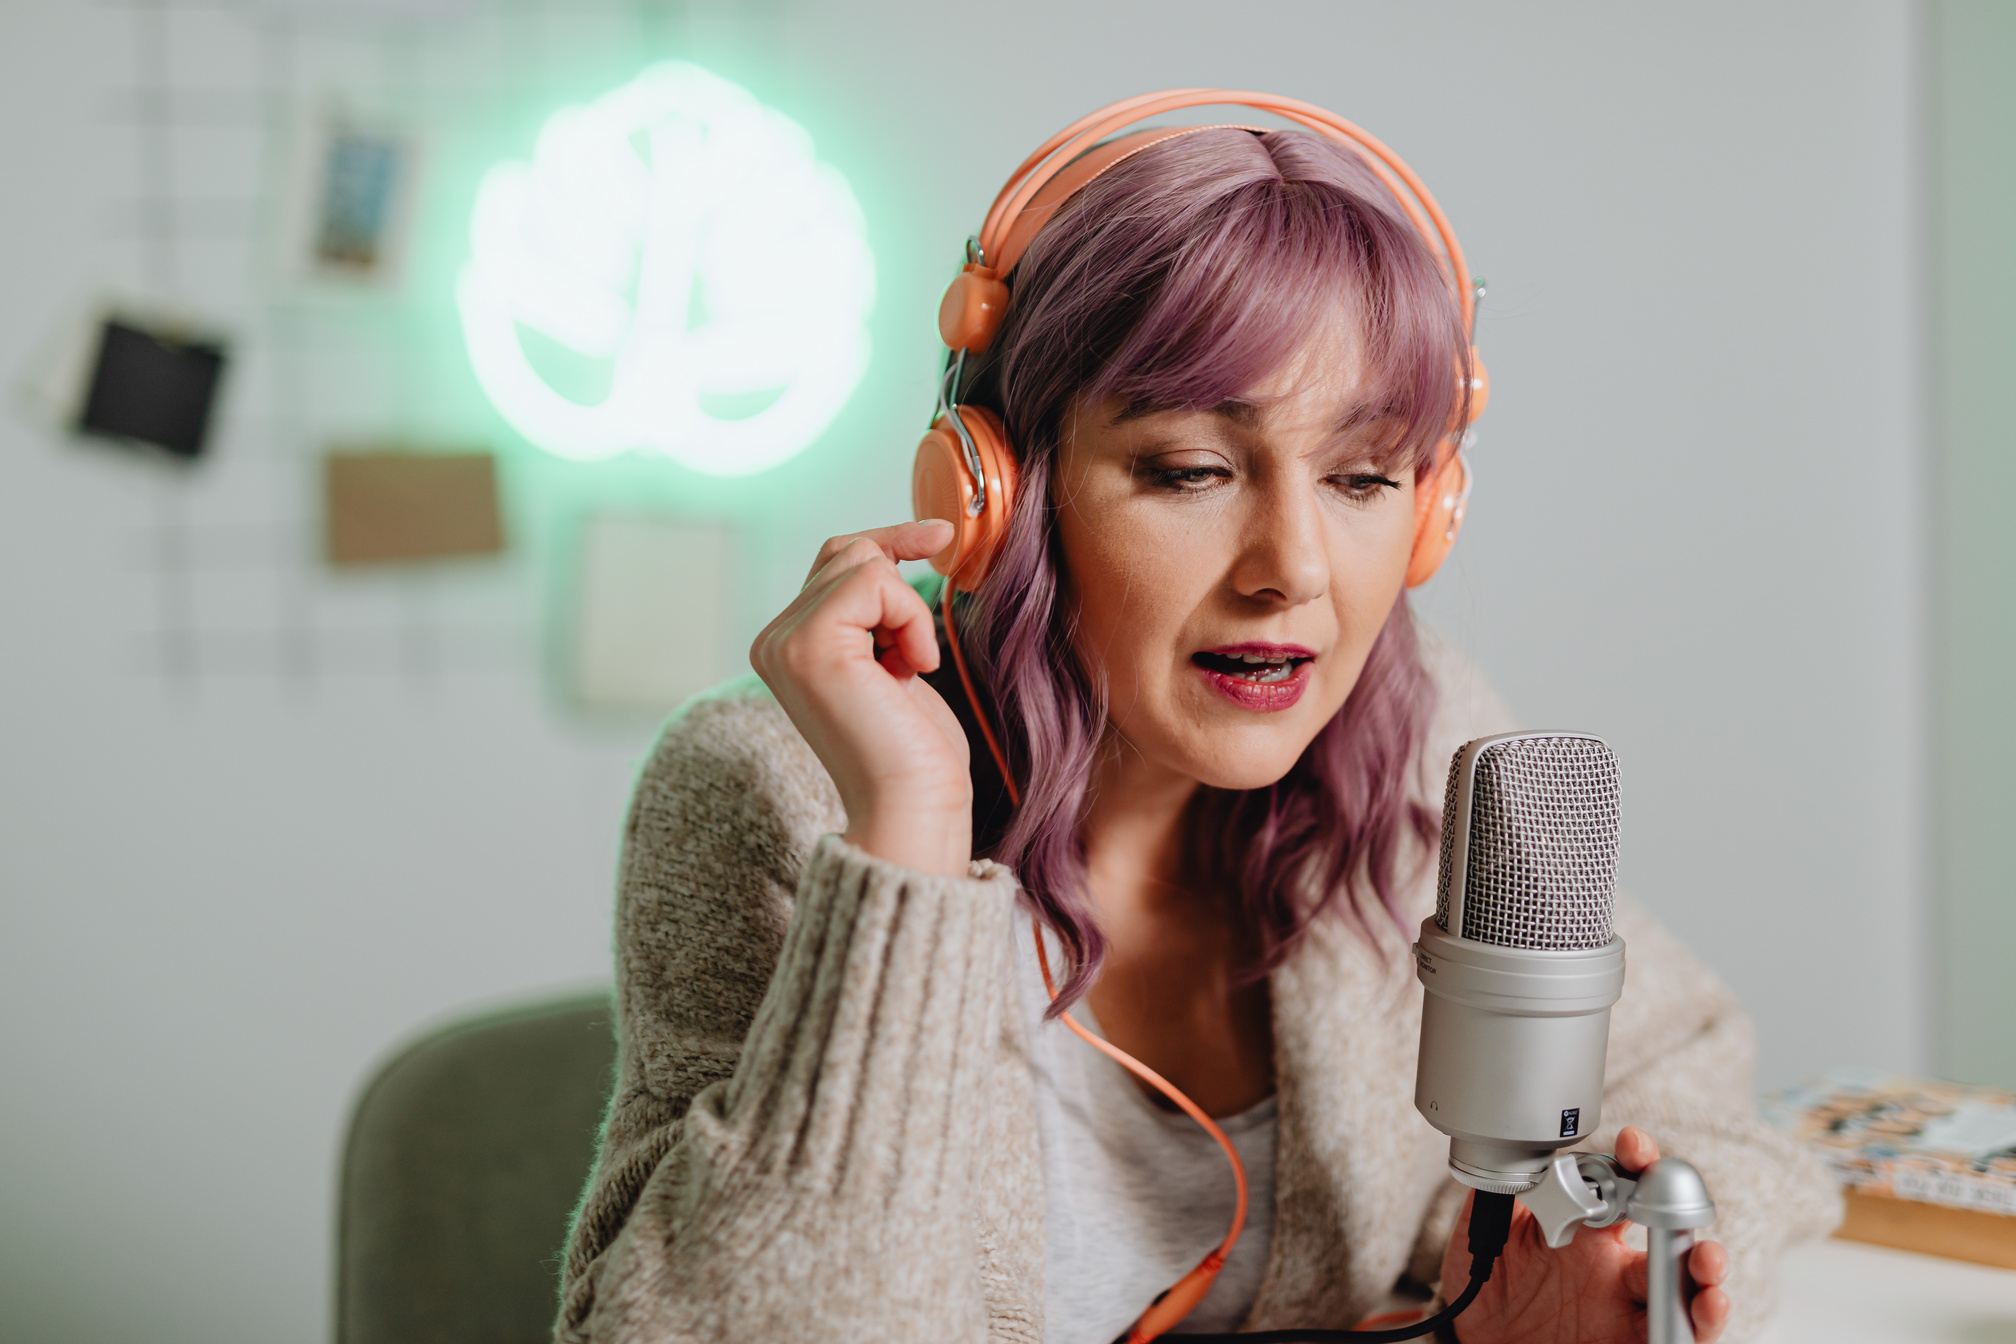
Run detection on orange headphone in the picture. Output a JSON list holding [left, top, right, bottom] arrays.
[[911, 91, 1487, 1344]]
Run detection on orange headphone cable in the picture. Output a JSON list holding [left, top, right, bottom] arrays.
[[939, 582, 1020, 809], [1032, 918, 1250, 1343], [941, 581, 1248, 1340]]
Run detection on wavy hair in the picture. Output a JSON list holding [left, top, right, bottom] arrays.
[[957, 127, 1466, 1010]]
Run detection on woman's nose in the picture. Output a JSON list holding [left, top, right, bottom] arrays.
[[1229, 484, 1328, 606]]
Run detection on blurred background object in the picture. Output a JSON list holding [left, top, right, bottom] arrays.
[[323, 449, 504, 566], [279, 105, 422, 285], [0, 1, 2011, 1341], [335, 993, 614, 1344], [568, 512, 732, 712], [455, 60, 876, 473], [78, 312, 231, 459], [1929, 0, 2016, 1124], [1765, 1070, 2016, 1270]]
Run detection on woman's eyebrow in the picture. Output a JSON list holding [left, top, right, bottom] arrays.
[[1332, 397, 1401, 434], [1111, 397, 1261, 426], [1108, 396, 1392, 434]]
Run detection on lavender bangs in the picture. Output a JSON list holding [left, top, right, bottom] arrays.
[[958, 127, 1465, 1010]]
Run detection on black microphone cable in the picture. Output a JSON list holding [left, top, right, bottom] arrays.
[[1158, 1190, 1515, 1344]]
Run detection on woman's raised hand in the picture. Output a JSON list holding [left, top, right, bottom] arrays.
[[1439, 1127, 1733, 1344], [751, 520, 974, 877]]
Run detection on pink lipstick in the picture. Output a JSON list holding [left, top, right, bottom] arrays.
[[1191, 643, 1316, 712]]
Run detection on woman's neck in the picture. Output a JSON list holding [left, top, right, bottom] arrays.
[[1077, 736, 1277, 1116], [1079, 737, 1200, 909]]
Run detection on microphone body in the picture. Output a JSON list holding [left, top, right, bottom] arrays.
[[1413, 732, 1625, 1192], [1413, 922, 1624, 1190]]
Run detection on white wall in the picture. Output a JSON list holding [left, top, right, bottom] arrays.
[[0, 3, 1926, 1342]]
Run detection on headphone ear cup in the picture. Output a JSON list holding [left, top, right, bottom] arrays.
[[912, 406, 1018, 590], [1405, 450, 1469, 589], [939, 265, 1010, 352], [1464, 347, 1489, 423], [1447, 346, 1489, 431], [913, 420, 974, 576]]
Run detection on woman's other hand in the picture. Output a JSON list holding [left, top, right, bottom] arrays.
[[751, 520, 974, 876], [1439, 1126, 1733, 1343]]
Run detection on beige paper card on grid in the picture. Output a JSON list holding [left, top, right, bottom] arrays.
[[572, 515, 732, 712]]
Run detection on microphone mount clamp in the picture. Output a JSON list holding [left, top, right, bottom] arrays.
[[1519, 1153, 1716, 1344], [1520, 1151, 1634, 1249]]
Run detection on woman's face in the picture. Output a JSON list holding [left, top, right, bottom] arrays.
[[1053, 321, 1420, 792]]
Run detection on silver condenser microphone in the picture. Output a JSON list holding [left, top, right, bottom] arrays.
[[1414, 731, 1626, 1191], [1413, 732, 1714, 1344]]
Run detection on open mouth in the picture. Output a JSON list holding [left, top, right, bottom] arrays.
[[1190, 645, 1315, 711], [1191, 649, 1314, 684]]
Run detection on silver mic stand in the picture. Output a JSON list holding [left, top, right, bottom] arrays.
[[1520, 1154, 1717, 1344]]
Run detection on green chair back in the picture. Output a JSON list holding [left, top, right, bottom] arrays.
[[336, 993, 616, 1344]]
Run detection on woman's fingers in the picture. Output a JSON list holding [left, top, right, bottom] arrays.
[[1618, 1236, 1729, 1300], [872, 570, 941, 678], [751, 521, 973, 878], [802, 553, 941, 678], [1616, 1125, 1738, 1336], [803, 520, 955, 587], [1688, 1239, 1730, 1287], [755, 541, 943, 688], [1691, 1284, 1731, 1341], [1615, 1125, 1660, 1172], [770, 521, 955, 680]]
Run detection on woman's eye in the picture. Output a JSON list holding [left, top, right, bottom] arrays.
[[1331, 473, 1401, 502], [1148, 465, 1228, 491]]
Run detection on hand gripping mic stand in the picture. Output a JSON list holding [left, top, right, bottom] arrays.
[[1520, 1153, 1718, 1344]]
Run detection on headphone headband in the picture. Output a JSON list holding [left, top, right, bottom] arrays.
[[920, 88, 1485, 615], [977, 88, 1474, 334]]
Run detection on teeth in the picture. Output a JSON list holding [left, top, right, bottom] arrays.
[[1202, 650, 1304, 684]]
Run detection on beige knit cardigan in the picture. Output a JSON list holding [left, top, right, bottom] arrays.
[[557, 634, 1840, 1344]]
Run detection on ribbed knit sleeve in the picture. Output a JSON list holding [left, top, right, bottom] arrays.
[[556, 687, 1032, 1344]]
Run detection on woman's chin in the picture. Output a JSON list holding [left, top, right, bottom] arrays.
[[1118, 682, 1344, 792], [1161, 723, 1327, 793], [1193, 763, 1302, 792]]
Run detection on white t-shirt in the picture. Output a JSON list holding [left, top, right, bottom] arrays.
[[1014, 924, 1278, 1344]]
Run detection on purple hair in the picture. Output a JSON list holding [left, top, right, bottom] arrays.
[[958, 127, 1467, 1010]]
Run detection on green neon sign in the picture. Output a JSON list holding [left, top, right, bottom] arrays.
[[457, 62, 875, 474]]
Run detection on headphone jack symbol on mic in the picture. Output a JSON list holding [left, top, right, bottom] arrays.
[[1560, 1108, 1581, 1139]]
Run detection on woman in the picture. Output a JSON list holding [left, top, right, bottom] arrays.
[[557, 96, 1838, 1344]]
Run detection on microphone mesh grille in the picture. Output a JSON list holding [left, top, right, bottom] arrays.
[[1435, 735, 1619, 950]]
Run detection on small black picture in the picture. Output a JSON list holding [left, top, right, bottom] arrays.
[[1560, 1108, 1581, 1139], [77, 318, 227, 460]]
